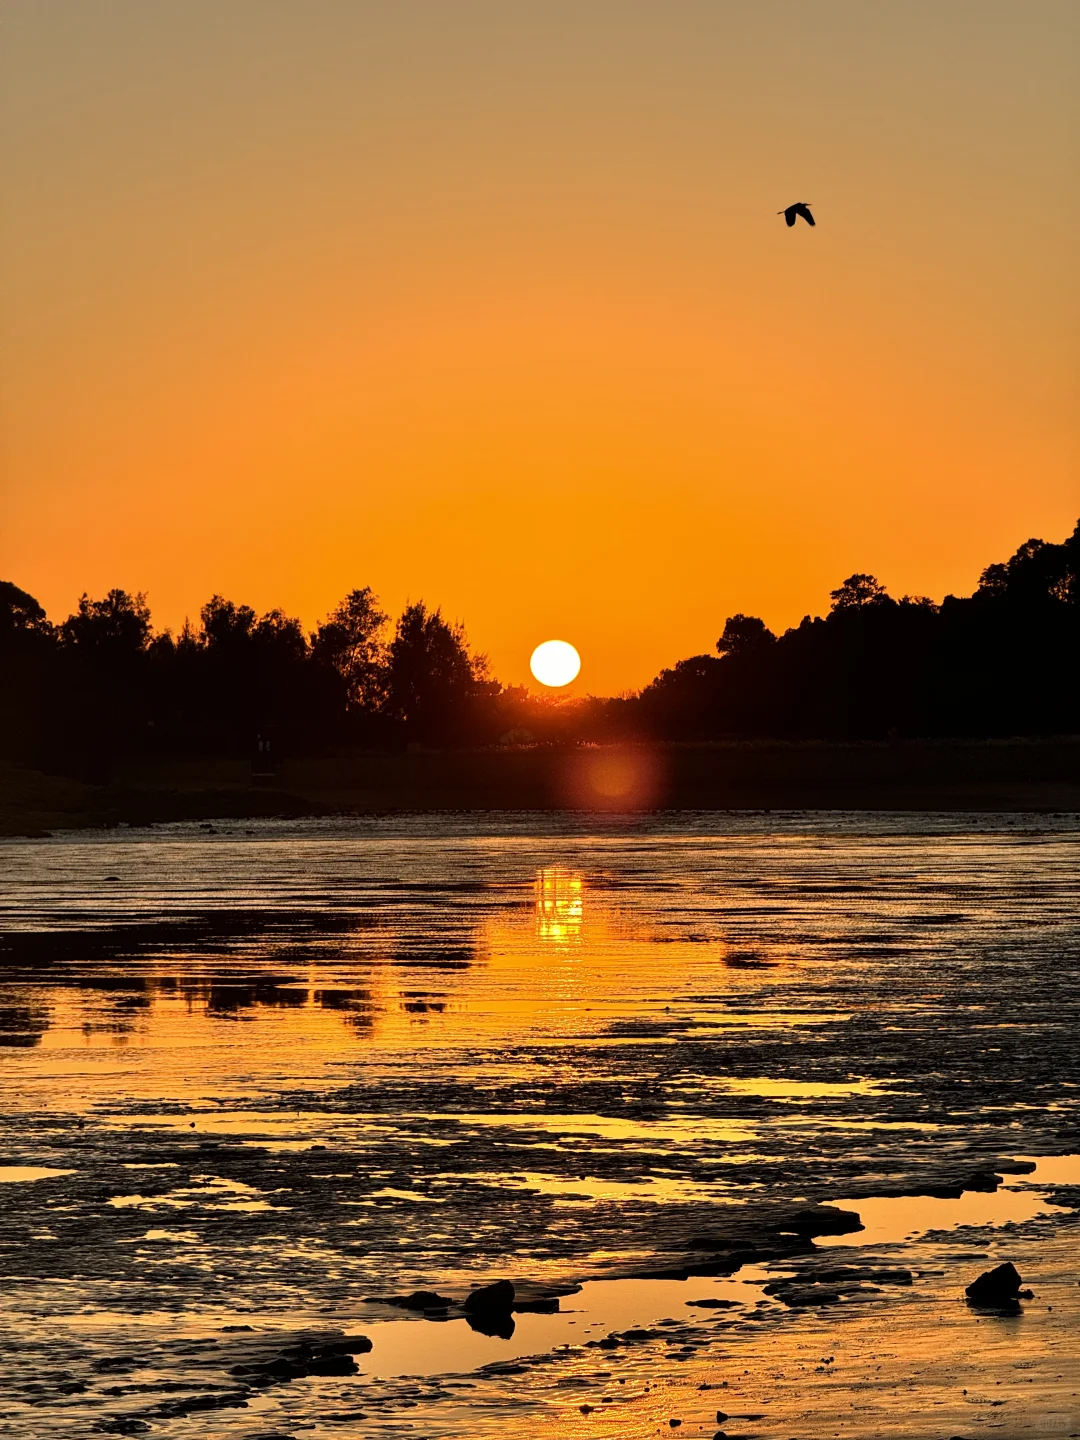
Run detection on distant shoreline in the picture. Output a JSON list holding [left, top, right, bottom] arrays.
[[4, 737, 1080, 836]]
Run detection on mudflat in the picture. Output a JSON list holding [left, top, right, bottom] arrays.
[[0, 813, 1077, 1437]]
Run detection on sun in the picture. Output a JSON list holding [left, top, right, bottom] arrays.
[[530, 639, 581, 688]]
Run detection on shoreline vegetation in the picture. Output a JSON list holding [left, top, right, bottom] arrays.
[[3, 517, 1078, 831], [3, 737, 1080, 836]]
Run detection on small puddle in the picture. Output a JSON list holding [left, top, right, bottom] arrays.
[[361, 1269, 770, 1379], [0, 1165, 76, 1182], [359, 1154, 1078, 1379], [817, 1154, 1078, 1248]]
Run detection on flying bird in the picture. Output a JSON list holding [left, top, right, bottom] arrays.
[[779, 202, 815, 227]]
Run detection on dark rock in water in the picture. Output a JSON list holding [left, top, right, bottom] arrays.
[[965, 1170, 1004, 1192], [715, 1412, 729, 1423], [1043, 1186, 1080, 1211], [786, 1206, 862, 1237], [776, 1286, 841, 1306], [686, 1298, 739, 1308], [767, 1264, 912, 1292], [965, 1262, 1033, 1306], [339, 1334, 373, 1353], [513, 1295, 560, 1313], [383, 1289, 454, 1311], [229, 1334, 371, 1388], [464, 1279, 515, 1314], [142, 1389, 252, 1419]]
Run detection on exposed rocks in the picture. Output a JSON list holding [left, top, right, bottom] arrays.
[[771, 1285, 842, 1307], [842, 1162, 1036, 1203], [1043, 1186, 1080, 1210], [965, 1170, 1005, 1192], [964, 1261, 1033, 1308], [782, 1206, 864, 1238], [373, 1289, 454, 1312], [464, 1278, 516, 1315], [229, 1334, 372, 1388], [763, 1261, 913, 1307]]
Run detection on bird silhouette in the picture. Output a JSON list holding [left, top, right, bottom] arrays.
[[779, 202, 815, 227]]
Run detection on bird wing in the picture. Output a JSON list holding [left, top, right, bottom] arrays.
[[784, 207, 797, 226], [795, 203, 815, 226]]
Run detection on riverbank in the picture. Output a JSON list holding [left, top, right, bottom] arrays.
[[4, 737, 1080, 835]]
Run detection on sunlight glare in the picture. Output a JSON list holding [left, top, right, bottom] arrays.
[[530, 640, 581, 688]]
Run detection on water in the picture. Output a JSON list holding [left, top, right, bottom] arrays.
[[1, 811, 1079, 1436]]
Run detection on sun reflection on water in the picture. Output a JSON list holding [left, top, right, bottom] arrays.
[[534, 867, 585, 946]]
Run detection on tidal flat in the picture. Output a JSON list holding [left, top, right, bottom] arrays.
[[1, 812, 1078, 1438]]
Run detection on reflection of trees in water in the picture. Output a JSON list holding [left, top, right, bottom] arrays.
[[313, 986, 377, 1034], [0, 870, 798, 1052], [0, 1003, 51, 1048], [205, 978, 309, 1016]]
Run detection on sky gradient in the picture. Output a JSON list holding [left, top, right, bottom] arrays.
[[2, 1, 1077, 692]]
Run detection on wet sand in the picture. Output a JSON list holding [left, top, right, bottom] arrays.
[[1, 813, 1078, 1436]]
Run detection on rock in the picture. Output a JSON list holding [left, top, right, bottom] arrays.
[[775, 1286, 841, 1306], [512, 1295, 560, 1313], [685, 1298, 739, 1309], [965, 1171, 1004, 1192], [965, 1262, 1033, 1305], [716, 1412, 729, 1423], [229, 1335, 371, 1387], [670, 1421, 682, 1429], [464, 1279, 515, 1314], [785, 1206, 863, 1237], [386, 1290, 453, 1311]]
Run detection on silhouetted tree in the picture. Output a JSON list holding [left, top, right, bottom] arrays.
[[0, 582, 51, 641], [383, 602, 498, 743], [0, 583, 56, 764], [49, 590, 155, 771], [311, 588, 388, 710], [184, 597, 309, 750], [62, 589, 152, 659], [716, 614, 777, 656], [830, 574, 890, 610]]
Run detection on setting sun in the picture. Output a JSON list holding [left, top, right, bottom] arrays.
[[529, 640, 581, 689]]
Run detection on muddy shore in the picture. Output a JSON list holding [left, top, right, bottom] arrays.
[[2, 814, 1078, 1436]]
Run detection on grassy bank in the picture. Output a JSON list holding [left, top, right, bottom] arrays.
[[3, 738, 1080, 835]]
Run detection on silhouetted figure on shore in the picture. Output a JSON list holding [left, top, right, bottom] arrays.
[[779, 202, 815, 227]]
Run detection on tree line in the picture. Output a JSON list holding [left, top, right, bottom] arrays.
[[2, 517, 1078, 774], [636, 519, 1079, 742], [0, 589, 506, 773]]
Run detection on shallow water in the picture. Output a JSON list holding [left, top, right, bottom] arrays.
[[2, 811, 1079, 1437]]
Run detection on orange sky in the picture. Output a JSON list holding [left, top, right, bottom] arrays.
[[2, 1, 1077, 693]]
